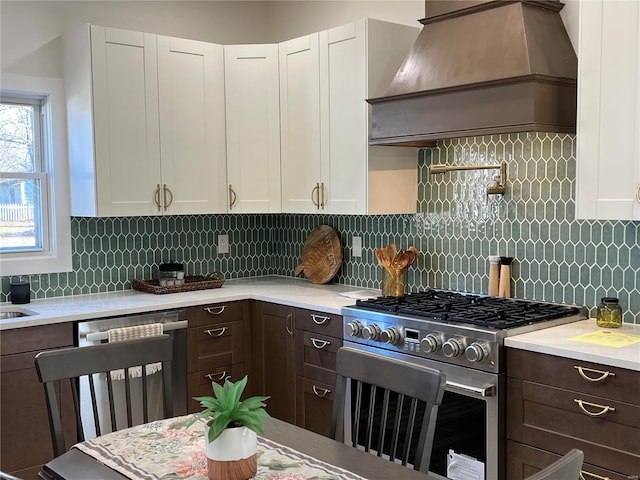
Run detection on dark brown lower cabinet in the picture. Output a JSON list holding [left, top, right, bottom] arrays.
[[294, 307, 343, 437], [295, 376, 335, 437], [507, 441, 631, 480], [506, 348, 640, 479], [251, 302, 296, 424], [0, 323, 75, 479], [186, 300, 251, 413]]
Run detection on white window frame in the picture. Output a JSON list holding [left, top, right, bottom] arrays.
[[0, 74, 72, 276]]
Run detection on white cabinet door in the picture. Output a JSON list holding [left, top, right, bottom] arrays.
[[279, 34, 321, 213], [224, 44, 281, 213], [319, 19, 419, 215], [90, 26, 162, 216], [319, 21, 367, 214], [576, 0, 640, 220], [157, 36, 227, 214]]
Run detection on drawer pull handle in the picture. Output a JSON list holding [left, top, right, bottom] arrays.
[[574, 365, 615, 382], [205, 372, 227, 382], [312, 314, 329, 325], [311, 338, 330, 349], [580, 471, 611, 480], [204, 327, 227, 337], [285, 314, 293, 336], [205, 306, 227, 315], [574, 399, 616, 417], [312, 385, 331, 397]]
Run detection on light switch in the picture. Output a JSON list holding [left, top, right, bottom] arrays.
[[352, 236, 362, 258], [218, 234, 229, 254]]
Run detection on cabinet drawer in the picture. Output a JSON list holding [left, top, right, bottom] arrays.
[[507, 441, 631, 480], [187, 363, 247, 413], [294, 307, 342, 337], [295, 376, 335, 438], [187, 321, 245, 373], [0, 323, 73, 356], [507, 377, 640, 475], [507, 349, 638, 404], [295, 330, 341, 385], [187, 301, 247, 328]]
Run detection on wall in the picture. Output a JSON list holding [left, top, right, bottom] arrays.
[[2, 133, 638, 323], [0, 0, 424, 78], [0, 0, 272, 78], [266, 0, 424, 41]]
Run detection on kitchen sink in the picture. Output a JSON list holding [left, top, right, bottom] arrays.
[[0, 307, 35, 320]]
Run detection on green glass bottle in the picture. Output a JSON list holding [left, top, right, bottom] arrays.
[[596, 297, 623, 328]]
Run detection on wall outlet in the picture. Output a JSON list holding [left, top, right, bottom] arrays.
[[352, 236, 362, 258], [218, 234, 229, 254]]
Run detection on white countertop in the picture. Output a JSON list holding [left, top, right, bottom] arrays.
[[505, 319, 640, 371], [0, 276, 378, 330]]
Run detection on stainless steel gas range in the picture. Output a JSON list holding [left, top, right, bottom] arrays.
[[341, 290, 587, 480]]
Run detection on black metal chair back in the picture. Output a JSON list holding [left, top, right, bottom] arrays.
[[330, 347, 446, 474], [35, 335, 173, 457], [525, 449, 584, 480]]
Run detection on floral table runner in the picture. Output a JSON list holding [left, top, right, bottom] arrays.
[[74, 415, 367, 480]]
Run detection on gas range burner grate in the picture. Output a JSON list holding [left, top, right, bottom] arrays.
[[354, 290, 581, 329]]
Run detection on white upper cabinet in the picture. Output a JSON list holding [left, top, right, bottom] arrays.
[[280, 19, 419, 215], [157, 36, 227, 215], [224, 44, 281, 213], [280, 34, 321, 213], [64, 25, 226, 217], [576, 1, 640, 220]]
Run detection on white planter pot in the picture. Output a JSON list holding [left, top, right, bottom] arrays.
[[205, 425, 257, 480], [205, 425, 257, 461]]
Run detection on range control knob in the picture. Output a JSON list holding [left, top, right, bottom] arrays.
[[380, 327, 401, 345], [362, 324, 381, 341], [465, 342, 490, 363], [345, 321, 363, 337], [420, 333, 442, 353], [442, 338, 465, 358]]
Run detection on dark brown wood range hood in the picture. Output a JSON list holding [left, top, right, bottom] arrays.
[[368, 0, 577, 146]]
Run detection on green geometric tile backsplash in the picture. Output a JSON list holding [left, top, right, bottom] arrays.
[[2, 133, 638, 323]]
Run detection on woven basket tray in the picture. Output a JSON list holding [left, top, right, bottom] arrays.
[[132, 273, 224, 295]]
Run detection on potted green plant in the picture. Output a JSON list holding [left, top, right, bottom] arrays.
[[190, 375, 269, 480]]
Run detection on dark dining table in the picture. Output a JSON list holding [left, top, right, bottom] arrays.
[[39, 416, 438, 480]]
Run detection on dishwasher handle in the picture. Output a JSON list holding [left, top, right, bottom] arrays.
[[84, 320, 188, 342]]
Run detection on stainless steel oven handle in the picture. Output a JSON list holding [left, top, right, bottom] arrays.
[[84, 320, 188, 342], [446, 380, 496, 397]]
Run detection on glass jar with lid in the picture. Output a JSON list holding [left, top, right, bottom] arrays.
[[596, 297, 623, 328]]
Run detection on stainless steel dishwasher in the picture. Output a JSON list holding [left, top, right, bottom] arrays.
[[77, 308, 187, 439]]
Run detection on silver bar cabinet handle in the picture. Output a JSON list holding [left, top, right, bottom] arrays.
[[205, 372, 227, 382]]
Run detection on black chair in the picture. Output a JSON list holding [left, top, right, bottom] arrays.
[[35, 335, 173, 457], [330, 347, 446, 474], [525, 449, 584, 480], [0, 472, 24, 480]]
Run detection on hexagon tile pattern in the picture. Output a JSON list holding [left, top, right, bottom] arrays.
[[1, 133, 638, 323]]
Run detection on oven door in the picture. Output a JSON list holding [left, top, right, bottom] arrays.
[[343, 341, 503, 480]]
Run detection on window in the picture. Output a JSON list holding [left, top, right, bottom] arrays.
[[0, 74, 71, 276], [0, 96, 49, 253]]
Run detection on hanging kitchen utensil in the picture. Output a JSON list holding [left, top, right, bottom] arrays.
[[294, 225, 343, 284]]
